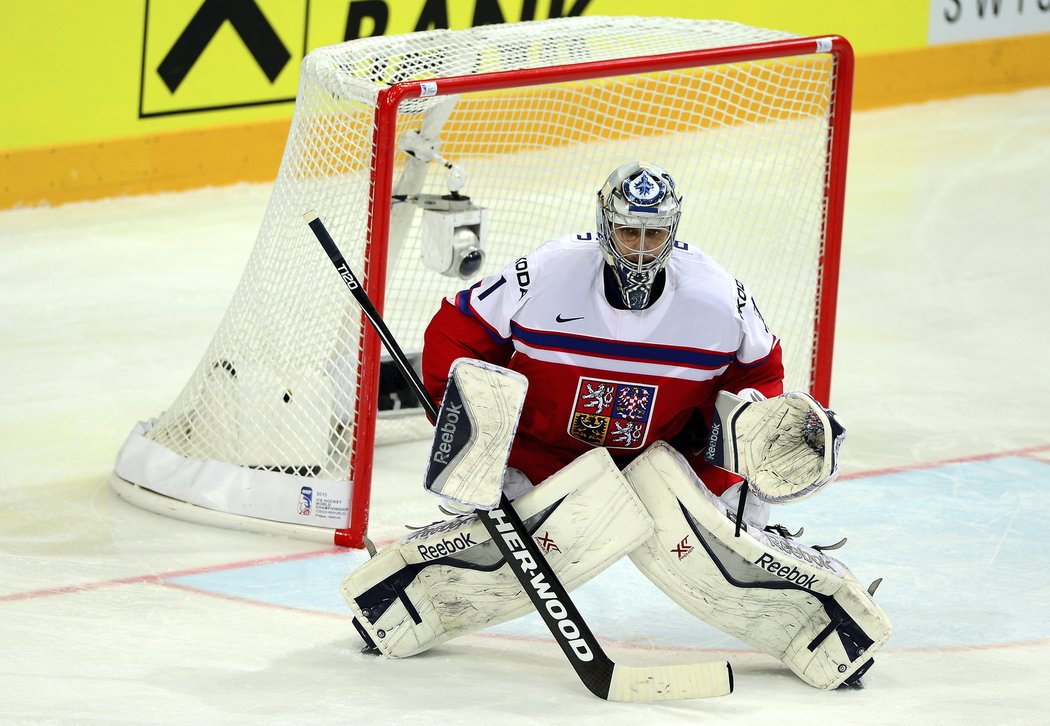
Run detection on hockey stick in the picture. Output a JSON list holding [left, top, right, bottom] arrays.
[[305, 210, 732, 702]]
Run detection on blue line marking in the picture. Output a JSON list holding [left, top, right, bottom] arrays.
[[169, 551, 365, 616], [168, 456, 1050, 650]]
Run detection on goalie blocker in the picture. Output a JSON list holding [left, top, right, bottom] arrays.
[[423, 358, 527, 511]]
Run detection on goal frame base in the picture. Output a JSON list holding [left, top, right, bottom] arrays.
[[110, 472, 357, 546]]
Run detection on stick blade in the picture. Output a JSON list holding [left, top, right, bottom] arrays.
[[606, 661, 733, 702]]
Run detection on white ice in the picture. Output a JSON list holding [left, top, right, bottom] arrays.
[[2, 88, 1049, 725]]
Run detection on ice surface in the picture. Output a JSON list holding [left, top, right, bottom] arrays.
[[2, 88, 1049, 725]]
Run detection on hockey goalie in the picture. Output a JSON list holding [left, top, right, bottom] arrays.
[[341, 163, 890, 690]]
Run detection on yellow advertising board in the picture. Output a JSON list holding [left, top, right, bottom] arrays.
[[0, 0, 928, 151], [139, 0, 307, 117], [1, 0, 1048, 208]]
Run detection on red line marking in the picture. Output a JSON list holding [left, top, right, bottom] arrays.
[[839, 443, 1050, 481], [0, 546, 349, 603], [3, 443, 1046, 605], [160, 580, 350, 619]]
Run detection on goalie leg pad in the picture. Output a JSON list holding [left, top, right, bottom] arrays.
[[341, 447, 654, 657], [625, 442, 891, 690]]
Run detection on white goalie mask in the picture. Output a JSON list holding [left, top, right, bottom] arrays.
[[596, 162, 682, 310]]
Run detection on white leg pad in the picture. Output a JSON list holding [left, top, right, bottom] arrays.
[[624, 442, 891, 689], [341, 447, 654, 657]]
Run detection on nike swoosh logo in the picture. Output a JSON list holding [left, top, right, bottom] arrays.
[[555, 314, 585, 323]]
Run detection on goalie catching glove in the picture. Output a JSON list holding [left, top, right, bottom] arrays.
[[705, 390, 845, 503]]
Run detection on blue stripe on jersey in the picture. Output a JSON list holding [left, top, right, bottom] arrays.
[[457, 287, 512, 344], [736, 339, 781, 368], [455, 288, 473, 314], [509, 322, 735, 370]]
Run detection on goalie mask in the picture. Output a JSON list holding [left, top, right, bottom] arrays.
[[596, 162, 682, 310]]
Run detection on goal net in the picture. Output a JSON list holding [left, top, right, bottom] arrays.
[[112, 16, 854, 547]]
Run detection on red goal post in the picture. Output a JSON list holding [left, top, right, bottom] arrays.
[[112, 18, 854, 549]]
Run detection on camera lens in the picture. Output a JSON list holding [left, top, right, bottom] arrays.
[[458, 249, 484, 278]]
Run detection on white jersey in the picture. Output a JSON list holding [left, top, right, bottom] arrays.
[[423, 232, 783, 488], [471, 232, 777, 378]]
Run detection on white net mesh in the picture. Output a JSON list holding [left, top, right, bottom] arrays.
[[122, 17, 847, 537]]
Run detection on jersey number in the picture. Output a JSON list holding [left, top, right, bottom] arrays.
[[477, 276, 507, 301]]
